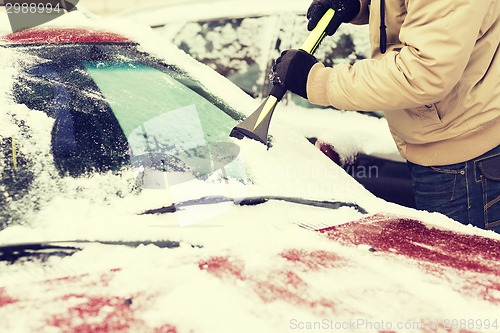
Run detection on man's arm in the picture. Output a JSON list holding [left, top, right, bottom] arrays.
[[307, 0, 489, 111]]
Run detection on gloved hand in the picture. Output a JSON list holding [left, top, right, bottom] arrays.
[[307, 0, 361, 35], [271, 49, 318, 99]]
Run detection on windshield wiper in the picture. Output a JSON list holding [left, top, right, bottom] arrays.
[[0, 240, 190, 264], [140, 195, 367, 215], [0, 242, 80, 263]]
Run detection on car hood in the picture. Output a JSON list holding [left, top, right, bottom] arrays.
[[0, 214, 499, 333]]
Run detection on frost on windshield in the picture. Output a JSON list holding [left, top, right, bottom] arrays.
[[0, 100, 140, 230], [84, 60, 249, 183], [0, 51, 59, 228], [0, 44, 250, 228]]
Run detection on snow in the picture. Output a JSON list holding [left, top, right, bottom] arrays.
[[0, 8, 499, 333], [275, 106, 399, 164]]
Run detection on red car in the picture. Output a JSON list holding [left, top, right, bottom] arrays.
[[0, 9, 499, 333]]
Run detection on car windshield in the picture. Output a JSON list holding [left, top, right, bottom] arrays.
[[12, 44, 247, 181]]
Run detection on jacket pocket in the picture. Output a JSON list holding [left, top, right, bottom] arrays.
[[411, 103, 442, 127]]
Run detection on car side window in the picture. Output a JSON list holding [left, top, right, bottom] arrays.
[[275, 15, 370, 108], [158, 13, 369, 108], [279, 15, 369, 67], [164, 15, 278, 99]]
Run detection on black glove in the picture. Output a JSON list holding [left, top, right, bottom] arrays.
[[307, 0, 360, 35], [271, 49, 318, 99]]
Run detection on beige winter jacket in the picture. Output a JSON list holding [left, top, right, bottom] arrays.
[[307, 0, 500, 166]]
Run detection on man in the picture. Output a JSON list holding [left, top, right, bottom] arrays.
[[271, 0, 500, 233]]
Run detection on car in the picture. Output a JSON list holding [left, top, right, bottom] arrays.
[[118, 0, 417, 208], [1, 8, 500, 333]]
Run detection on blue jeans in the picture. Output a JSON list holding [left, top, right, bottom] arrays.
[[407, 145, 500, 233]]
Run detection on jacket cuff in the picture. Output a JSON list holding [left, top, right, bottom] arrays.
[[350, 0, 369, 24], [306, 62, 333, 106]]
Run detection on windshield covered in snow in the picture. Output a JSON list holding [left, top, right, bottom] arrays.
[[84, 60, 242, 178], [11, 44, 245, 179], [1, 42, 251, 226]]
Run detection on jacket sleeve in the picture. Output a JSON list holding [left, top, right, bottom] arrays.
[[307, 0, 490, 111]]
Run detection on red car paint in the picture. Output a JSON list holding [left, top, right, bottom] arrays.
[[0, 289, 18, 307], [280, 249, 343, 271], [319, 214, 500, 303], [199, 254, 336, 310], [0, 269, 179, 333], [1, 27, 135, 45]]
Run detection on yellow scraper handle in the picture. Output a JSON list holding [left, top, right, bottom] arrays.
[[300, 8, 335, 54]]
